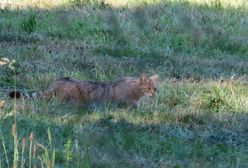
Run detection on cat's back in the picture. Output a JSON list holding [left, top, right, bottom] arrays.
[[49, 77, 105, 91], [106, 76, 138, 98], [111, 76, 138, 87], [49, 77, 82, 89], [45, 77, 107, 102]]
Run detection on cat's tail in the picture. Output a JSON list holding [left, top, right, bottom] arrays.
[[9, 90, 42, 99]]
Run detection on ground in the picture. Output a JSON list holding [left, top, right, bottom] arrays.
[[0, 0, 248, 167]]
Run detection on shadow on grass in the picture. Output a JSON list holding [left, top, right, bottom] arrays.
[[1, 109, 248, 167], [72, 110, 248, 167]]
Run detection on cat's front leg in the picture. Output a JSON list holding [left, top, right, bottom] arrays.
[[125, 100, 138, 108]]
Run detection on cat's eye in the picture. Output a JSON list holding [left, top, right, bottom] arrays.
[[154, 88, 157, 92]]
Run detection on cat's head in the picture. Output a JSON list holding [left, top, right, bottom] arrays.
[[137, 73, 159, 97]]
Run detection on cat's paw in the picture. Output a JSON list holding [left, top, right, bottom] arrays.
[[131, 101, 138, 108]]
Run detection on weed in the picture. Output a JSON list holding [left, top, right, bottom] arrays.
[[210, 0, 223, 9], [21, 138, 26, 168], [29, 133, 33, 168], [0, 130, 10, 168], [21, 11, 36, 34], [200, 83, 237, 113], [12, 124, 18, 168], [65, 139, 72, 168]]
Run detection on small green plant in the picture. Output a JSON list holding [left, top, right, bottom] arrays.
[[210, 0, 223, 9], [93, 62, 108, 81], [202, 85, 228, 112], [21, 11, 36, 34], [165, 87, 184, 109], [65, 139, 72, 168], [1, 130, 10, 168], [82, 143, 90, 168], [47, 127, 56, 168]]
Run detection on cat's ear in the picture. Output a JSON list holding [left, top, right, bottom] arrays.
[[138, 73, 149, 84], [149, 74, 159, 83], [150, 74, 159, 88]]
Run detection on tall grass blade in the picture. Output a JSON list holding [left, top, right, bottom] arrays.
[[21, 138, 26, 168], [12, 124, 18, 168], [65, 139, 72, 168], [29, 133, 33, 168], [1, 130, 10, 168]]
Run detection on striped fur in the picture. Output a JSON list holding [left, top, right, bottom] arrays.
[[9, 74, 158, 107], [9, 90, 42, 99]]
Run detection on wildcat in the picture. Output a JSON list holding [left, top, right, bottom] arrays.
[[9, 73, 158, 108]]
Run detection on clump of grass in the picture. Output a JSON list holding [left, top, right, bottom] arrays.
[[166, 90, 182, 109], [200, 83, 233, 112], [21, 11, 36, 34], [70, 0, 110, 9], [133, 6, 148, 32], [210, 0, 223, 9], [0, 123, 61, 168], [1, 130, 10, 168]]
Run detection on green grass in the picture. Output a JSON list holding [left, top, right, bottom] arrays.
[[1, 0, 248, 167]]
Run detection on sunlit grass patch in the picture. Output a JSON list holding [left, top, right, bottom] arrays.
[[195, 80, 248, 113], [2, 0, 248, 10], [0, 0, 69, 9]]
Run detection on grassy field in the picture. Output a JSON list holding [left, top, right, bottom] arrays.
[[1, 0, 248, 167]]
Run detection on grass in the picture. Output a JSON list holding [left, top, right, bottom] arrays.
[[1, 0, 248, 167]]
